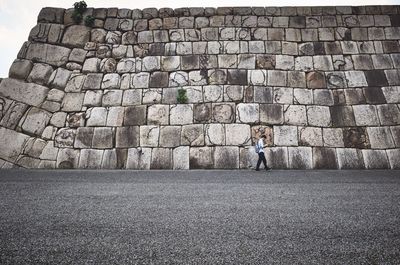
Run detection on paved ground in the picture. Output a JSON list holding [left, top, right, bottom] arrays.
[[0, 170, 399, 264]]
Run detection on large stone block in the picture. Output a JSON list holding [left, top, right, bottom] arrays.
[[377, 104, 400, 126], [106, 107, 125, 127], [116, 126, 139, 148], [78, 149, 104, 169], [337, 148, 364, 169], [126, 148, 151, 169], [74, 127, 94, 148], [170, 104, 193, 125], [21, 107, 51, 136], [140, 125, 160, 147], [274, 126, 298, 146], [260, 104, 284, 124], [9, 59, 33, 80], [151, 148, 172, 169], [343, 127, 370, 149], [189, 147, 213, 169], [159, 126, 181, 147], [86, 107, 107, 126], [254, 87, 273, 103], [0, 127, 30, 163], [288, 147, 312, 169], [330, 106, 356, 127], [236, 103, 259, 123], [0, 101, 29, 130], [38, 7, 65, 24], [205, 124, 225, 146], [27, 63, 53, 85], [92, 127, 114, 149], [101, 149, 118, 169], [147, 105, 169, 125], [367, 127, 395, 149], [284, 105, 307, 125], [55, 128, 76, 148], [173, 146, 189, 170], [181, 124, 204, 146], [299, 127, 323, 147], [387, 149, 400, 169], [0, 78, 49, 107], [62, 25, 91, 48], [193, 103, 212, 123], [362, 150, 390, 169], [307, 106, 331, 127], [26, 43, 70, 67], [124, 105, 147, 126], [56, 148, 80, 169], [214, 146, 239, 169], [323, 128, 344, 147], [225, 124, 251, 146], [265, 147, 289, 169], [313, 147, 338, 169], [353, 105, 379, 126]]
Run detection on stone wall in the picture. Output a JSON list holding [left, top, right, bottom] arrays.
[[1, 5, 400, 169]]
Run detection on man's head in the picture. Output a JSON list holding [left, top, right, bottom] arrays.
[[261, 135, 266, 139]]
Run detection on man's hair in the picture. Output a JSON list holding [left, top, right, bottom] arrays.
[[261, 135, 267, 139]]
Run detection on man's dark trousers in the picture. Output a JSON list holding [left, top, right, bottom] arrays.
[[256, 152, 267, 170]]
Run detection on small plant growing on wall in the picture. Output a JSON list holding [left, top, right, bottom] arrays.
[[177, 88, 188, 104], [71, 1, 88, 24], [84, 15, 95, 26]]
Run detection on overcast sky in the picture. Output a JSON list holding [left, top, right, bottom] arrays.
[[1, 0, 400, 77]]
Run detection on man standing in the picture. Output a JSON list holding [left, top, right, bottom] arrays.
[[256, 135, 271, 171]]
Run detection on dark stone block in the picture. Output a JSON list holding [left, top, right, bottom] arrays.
[[377, 104, 400, 125], [338, 148, 365, 169], [390, 14, 400, 26], [227, 70, 247, 85], [352, 6, 365, 14], [243, 86, 254, 102], [289, 16, 306, 28], [364, 150, 390, 169], [189, 147, 214, 169], [149, 72, 168, 88], [116, 126, 139, 148], [256, 55, 276, 69], [330, 106, 356, 127], [343, 127, 370, 149], [345, 89, 366, 105], [391, 126, 400, 147], [332, 90, 346, 105], [124, 106, 147, 126], [363, 87, 387, 104], [181, 55, 200, 70], [364, 70, 389, 87], [149, 43, 165, 56], [83, 73, 103, 90], [194, 103, 212, 123], [116, 148, 128, 169], [75, 127, 94, 148], [0, 102, 29, 130], [268, 147, 288, 169], [259, 104, 283, 124], [254, 86, 273, 103], [313, 147, 338, 169], [92, 127, 114, 149], [324, 42, 342, 55], [313, 42, 326, 55], [38, 7, 65, 24], [151, 148, 172, 169], [382, 41, 400, 53]]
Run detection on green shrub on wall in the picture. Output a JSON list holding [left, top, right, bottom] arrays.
[[71, 1, 88, 24], [177, 89, 188, 104]]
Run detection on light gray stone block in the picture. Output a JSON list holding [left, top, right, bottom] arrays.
[[78, 149, 104, 169], [284, 105, 307, 125], [0, 127, 29, 162], [362, 149, 389, 169], [83, 90, 103, 107], [140, 125, 159, 147], [56, 148, 80, 169], [9, 59, 33, 80], [148, 105, 169, 125], [387, 149, 400, 169], [214, 146, 239, 169], [205, 124, 225, 146], [353, 105, 379, 126], [62, 25, 90, 48], [0, 78, 49, 107], [86, 107, 107, 127], [236, 103, 259, 123], [181, 124, 204, 146], [126, 148, 151, 169], [26, 43, 71, 67], [27, 63, 53, 85], [299, 127, 323, 147], [274, 126, 298, 146], [225, 124, 251, 146], [173, 146, 189, 169], [367, 127, 395, 149], [307, 106, 331, 127]]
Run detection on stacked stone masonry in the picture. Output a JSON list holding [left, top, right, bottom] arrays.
[[1, 5, 400, 169]]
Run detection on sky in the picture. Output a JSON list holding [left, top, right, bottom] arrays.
[[1, 0, 400, 77]]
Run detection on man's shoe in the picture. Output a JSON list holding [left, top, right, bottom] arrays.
[[265, 167, 272, 171], [255, 169, 260, 171]]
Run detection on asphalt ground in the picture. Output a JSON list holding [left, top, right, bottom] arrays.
[[0, 170, 399, 264]]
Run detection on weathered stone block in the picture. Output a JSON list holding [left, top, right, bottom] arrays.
[[83, 90, 103, 107], [353, 105, 379, 126], [181, 124, 204, 146], [362, 150, 389, 169], [74, 127, 94, 148], [56, 148, 80, 169], [159, 126, 181, 148], [236, 103, 259, 123], [367, 127, 395, 149], [101, 74, 120, 90], [21, 107, 51, 136], [102, 90, 123, 106], [273, 87, 293, 104], [169, 71, 189, 87], [140, 125, 159, 147], [293, 89, 312, 105], [306, 71, 326, 88], [126, 148, 151, 169], [212, 103, 235, 123], [78, 149, 103, 169], [205, 124, 225, 146], [214, 146, 239, 169], [38, 7, 64, 24], [172, 146, 189, 170], [267, 70, 287, 86], [345, 71, 367, 87], [284, 105, 307, 125], [377, 104, 400, 126], [343, 127, 370, 149], [115, 126, 139, 148], [116, 58, 136, 73], [288, 71, 306, 88], [288, 147, 312, 169], [313, 147, 338, 169], [9, 59, 33, 80], [170, 104, 193, 125], [193, 103, 212, 123], [124, 105, 147, 126], [0, 78, 49, 107], [225, 124, 251, 146], [55, 128, 76, 148], [330, 106, 356, 127], [299, 127, 323, 147], [264, 147, 289, 169], [0, 127, 30, 162], [274, 126, 298, 146], [27, 63, 53, 85], [92, 127, 114, 149], [26, 43, 71, 67], [62, 25, 90, 48], [189, 147, 213, 169], [149, 72, 169, 88], [143, 89, 162, 104], [307, 106, 331, 127], [387, 149, 400, 169], [86, 107, 107, 126], [260, 104, 283, 125], [151, 148, 172, 169]]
